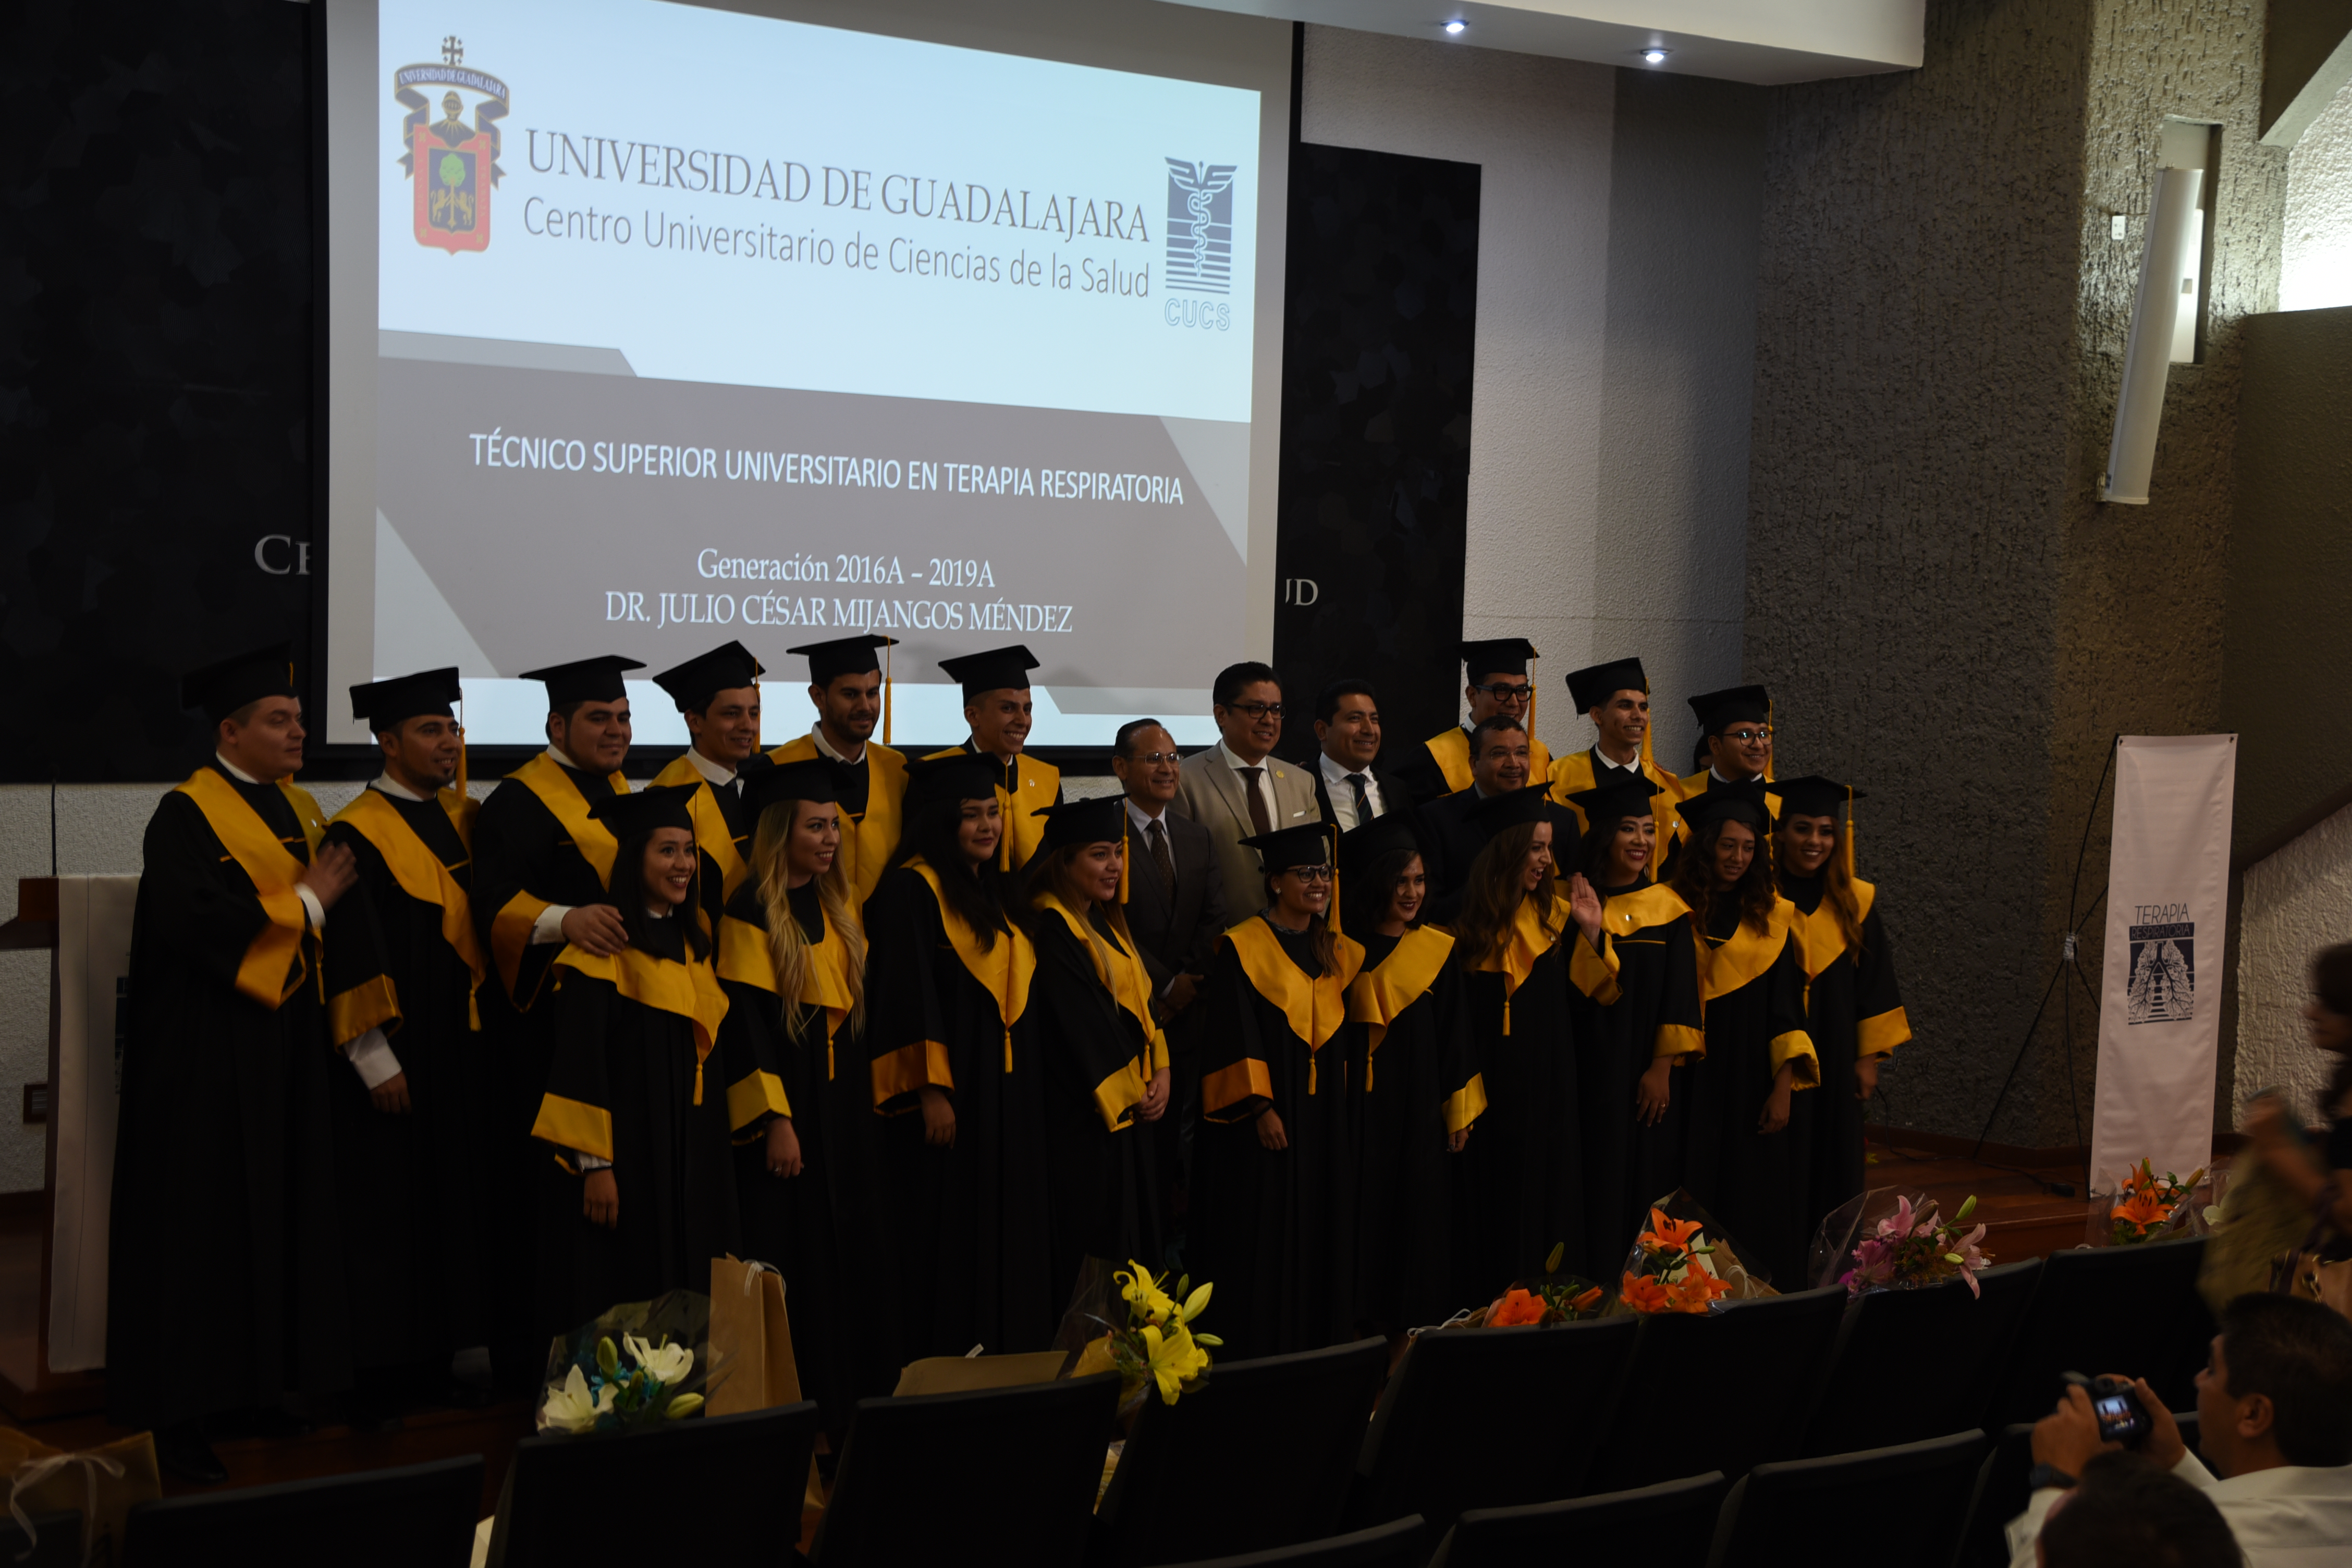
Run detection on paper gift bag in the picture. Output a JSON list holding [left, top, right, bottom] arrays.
[[0, 1428, 161, 1566], [891, 1350, 1069, 1397], [707, 1255, 823, 1510]]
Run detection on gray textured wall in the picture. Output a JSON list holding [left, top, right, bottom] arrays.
[[1746, 0, 2284, 1147]]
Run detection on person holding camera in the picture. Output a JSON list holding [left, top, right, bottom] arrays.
[[2005, 1293, 2352, 1566]]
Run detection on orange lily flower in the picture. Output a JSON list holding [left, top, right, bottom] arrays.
[[1488, 1288, 1548, 1326], [1670, 1269, 1733, 1312], [1619, 1272, 1676, 1314], [1639, 1209, 1707, 1255], [2112, 1191, 2169, 1229]]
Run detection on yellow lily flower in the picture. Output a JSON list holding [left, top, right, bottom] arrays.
[[1117, 1260, 1175, 1325], [541, 1365, 617, 1434], [1177, 1281, 1213, 1326], [624, 1332, 695, 1387], [1141, 1321, 1209, 1403]]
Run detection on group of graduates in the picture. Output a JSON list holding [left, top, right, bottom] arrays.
[[106, 630, 1908, 1482]]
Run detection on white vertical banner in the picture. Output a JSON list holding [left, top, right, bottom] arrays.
[[2089, 734, 2237, 1192], [48, 874, 139, 1372]]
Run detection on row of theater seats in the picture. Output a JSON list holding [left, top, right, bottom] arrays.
[[46, 1237, 2212, 1567]]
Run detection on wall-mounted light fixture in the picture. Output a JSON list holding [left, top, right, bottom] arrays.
[[2103, 122, 2215, 505]]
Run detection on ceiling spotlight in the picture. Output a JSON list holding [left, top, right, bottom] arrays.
[[1444, 20, 1466, 34], [1640, 47, 1670, 64]]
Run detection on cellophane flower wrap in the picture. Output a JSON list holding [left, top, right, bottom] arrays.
[[2108, 1158, 2207, 1246], [1808, 1187, 1992, 1298], [536, 1290, 728, 1435], [1606, 1191, 1773, 1316], [1059, 1258, 1219, 1408], [1431, 1243, 1605, 1330]]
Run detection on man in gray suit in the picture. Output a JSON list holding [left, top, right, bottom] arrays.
[[1113, 718, 1228, 1231], [1172, 660, 1322, 918]]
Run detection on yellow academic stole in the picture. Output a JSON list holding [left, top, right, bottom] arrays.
[[1786, 880, 1909, 1058], [651, 755, 749, 910], [174, 767, 326, 1009], [1034, 892, 1167, 1129], [766, 734, 907, 907], [1466, 893, 1570, 1036], [1426, 727, 1551, 794], [550, 944, 730, 1105], [330, 788, 487, 1025], [870, 859, 1035, 1108], [489, 754, 630, 1005], [922, 748, 1058, 869], [1694, 897, 1818, 1085], [716, 902, 855, 1062], [1344, 925, 1485, 1131], [1220, 916, 1364, 1098]]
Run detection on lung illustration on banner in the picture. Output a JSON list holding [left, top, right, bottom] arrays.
[[2089, 734, 2237, 1195]]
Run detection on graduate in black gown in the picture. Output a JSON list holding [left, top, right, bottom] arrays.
[[532, 786, 741, 1332], [1449, 787, 1592, 1291], [323, 668, 497, 1420], [1771, 776, 1910, 1245], [648, 641, 767, 937], [109, 646, 366, 1483], [471, 655, 640, 1380], [714, 759, 865, 1428], [1666, 781, 1820, 1287], [1020, 797, 1171, 1303], [1194, 823, 1365, 1359], [864, 755, 1056, 1363], [1559, 774, 1705, 1270], [1337, 812, 1481, 1337]]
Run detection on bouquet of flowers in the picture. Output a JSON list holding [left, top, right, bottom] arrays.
[[1460, 1244, 1606, 1328], [2110, 1158, 2207, 1246], [1613, 1207, 1739, 1315], [536, 1290, 726, 1435], [1816, 1190, 1991, 1298], [1067, 1259, 1220, 1407]]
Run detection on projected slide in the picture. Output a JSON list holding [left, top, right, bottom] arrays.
[[355, 0, 1263, 744]]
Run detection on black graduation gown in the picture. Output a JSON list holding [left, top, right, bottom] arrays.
[[1193, 917, 1364, 1360], [107, 764, 356, 1428], [1781, 873, 1910, 1243], [1679, 899, 1821, 1289], [650, 754, 754, 937], [715, 881, 858, 1427], [321, 786, 496, 1369], [533, 917, 740, 1333], [471, 756, 624, 1355], [1027, 909, 1166, 1297], [863, 863, 1056, 1362], [1455, 896, 1591, 1292], [1345, 928, 1481, 1335], [1567, 884, 1706, 1270]]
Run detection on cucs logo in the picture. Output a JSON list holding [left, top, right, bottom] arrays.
[[393, 36, 509, 254], [1164, 158, 1236, 295]]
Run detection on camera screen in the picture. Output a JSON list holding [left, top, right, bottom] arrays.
[[2094, 1395, 2141, 1435]]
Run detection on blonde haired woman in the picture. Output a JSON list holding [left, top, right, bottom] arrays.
[[714, 760, 866, 1427]]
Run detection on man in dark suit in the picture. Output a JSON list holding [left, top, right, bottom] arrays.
[[1417, 714, 1550, 922], [1112, 718, 1228, 1234], [1306, 678, 1413, 834]]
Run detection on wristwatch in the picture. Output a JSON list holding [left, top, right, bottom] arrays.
[[2026, 1462, 2076, 1493]]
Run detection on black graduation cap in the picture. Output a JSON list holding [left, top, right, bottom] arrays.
[[1771, 775, 1861, 818], [900, 753, 1003, 816], [1460, 638, 1538, 678], [181, 642, 297, 725], [1337, 810, 1425, 881], [1032, 794, 1128, 854], [1687, 684, 1771, 736], [788, 633, 897, 687], [1470, 784, 1569, 833], [1563, 774, 1670, 834], [1673, 777, 1773, 835], [350, 667, 460, 732], [1566, 657, 1648, 713], [650, 641, 762, 713], [584, 782, 697, 838], [519, 655, 645, 707], [1239, 821, 1332, 875], [742, 758, 845, 818], [937, 645, 1039, 700]]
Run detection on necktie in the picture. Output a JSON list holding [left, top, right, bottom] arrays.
[[1345, 772, 1372, 824], [1241, 767, 1273, 835], [1147, 819, 1175, 889]]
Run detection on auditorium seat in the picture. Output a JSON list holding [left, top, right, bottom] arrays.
[[1986, 1238, 2208, 1426], [1424, 1473, 1728, 1566], [1706, 1430, 1987, 1568], [0, 1511, 81, 1568], [1581, 1286, 1849, 1495], [815, 1377, 1116, 1567], [500, 1403, 817, 1565], [1955, 1424, 2037, 1568], [122, 1455, 481, 1568], [1345, 1316, 1637, 1539], [1158, 1517, 1427, 1568], [1799, 1258, 2041, 1456], [1092, 1338, 1390, 1568]]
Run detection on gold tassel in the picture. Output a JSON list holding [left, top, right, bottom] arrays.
[[1844, 782, 1858, 880], [1308, 1051, 1317, 1096], [694, 1057, 704, 1106], [883, 637, 893, 746], [1003, 1026, 1013, 1074]]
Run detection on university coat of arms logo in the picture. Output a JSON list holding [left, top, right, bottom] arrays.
[[393, 37, 509, 254]]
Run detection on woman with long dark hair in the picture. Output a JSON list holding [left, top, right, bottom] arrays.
[[1450, 788, 1591, 1289], [1020, 797, 1170, 1305], [1667, 782, 1819, 1287], [1770, 776, 1909, 1238], [863, 754, 1054, 1361], [1194, 822, 1364, 1357], [714, 760, 866, 1427], [1561, 774, 1704, 1269], [1339, 812, 1480, 1336], [532, 784, 739, 1332]]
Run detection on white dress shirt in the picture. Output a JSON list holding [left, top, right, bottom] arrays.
[[1596, 746, 1643, 776], [1218, 739, 1280, 832], [2007, 1456, 2352, 1568], [1318, 750, 1386, 831], [810, 722, 863, 765], [683, 746, 737, 789]]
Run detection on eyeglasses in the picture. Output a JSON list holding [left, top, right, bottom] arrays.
[[1721, 727, 1774, 743], [1128, 751, 1182, 766], [1226, 702, 1285, 719], [1280, 866, 1334, 883], [1472, 683, 1533, 702]]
